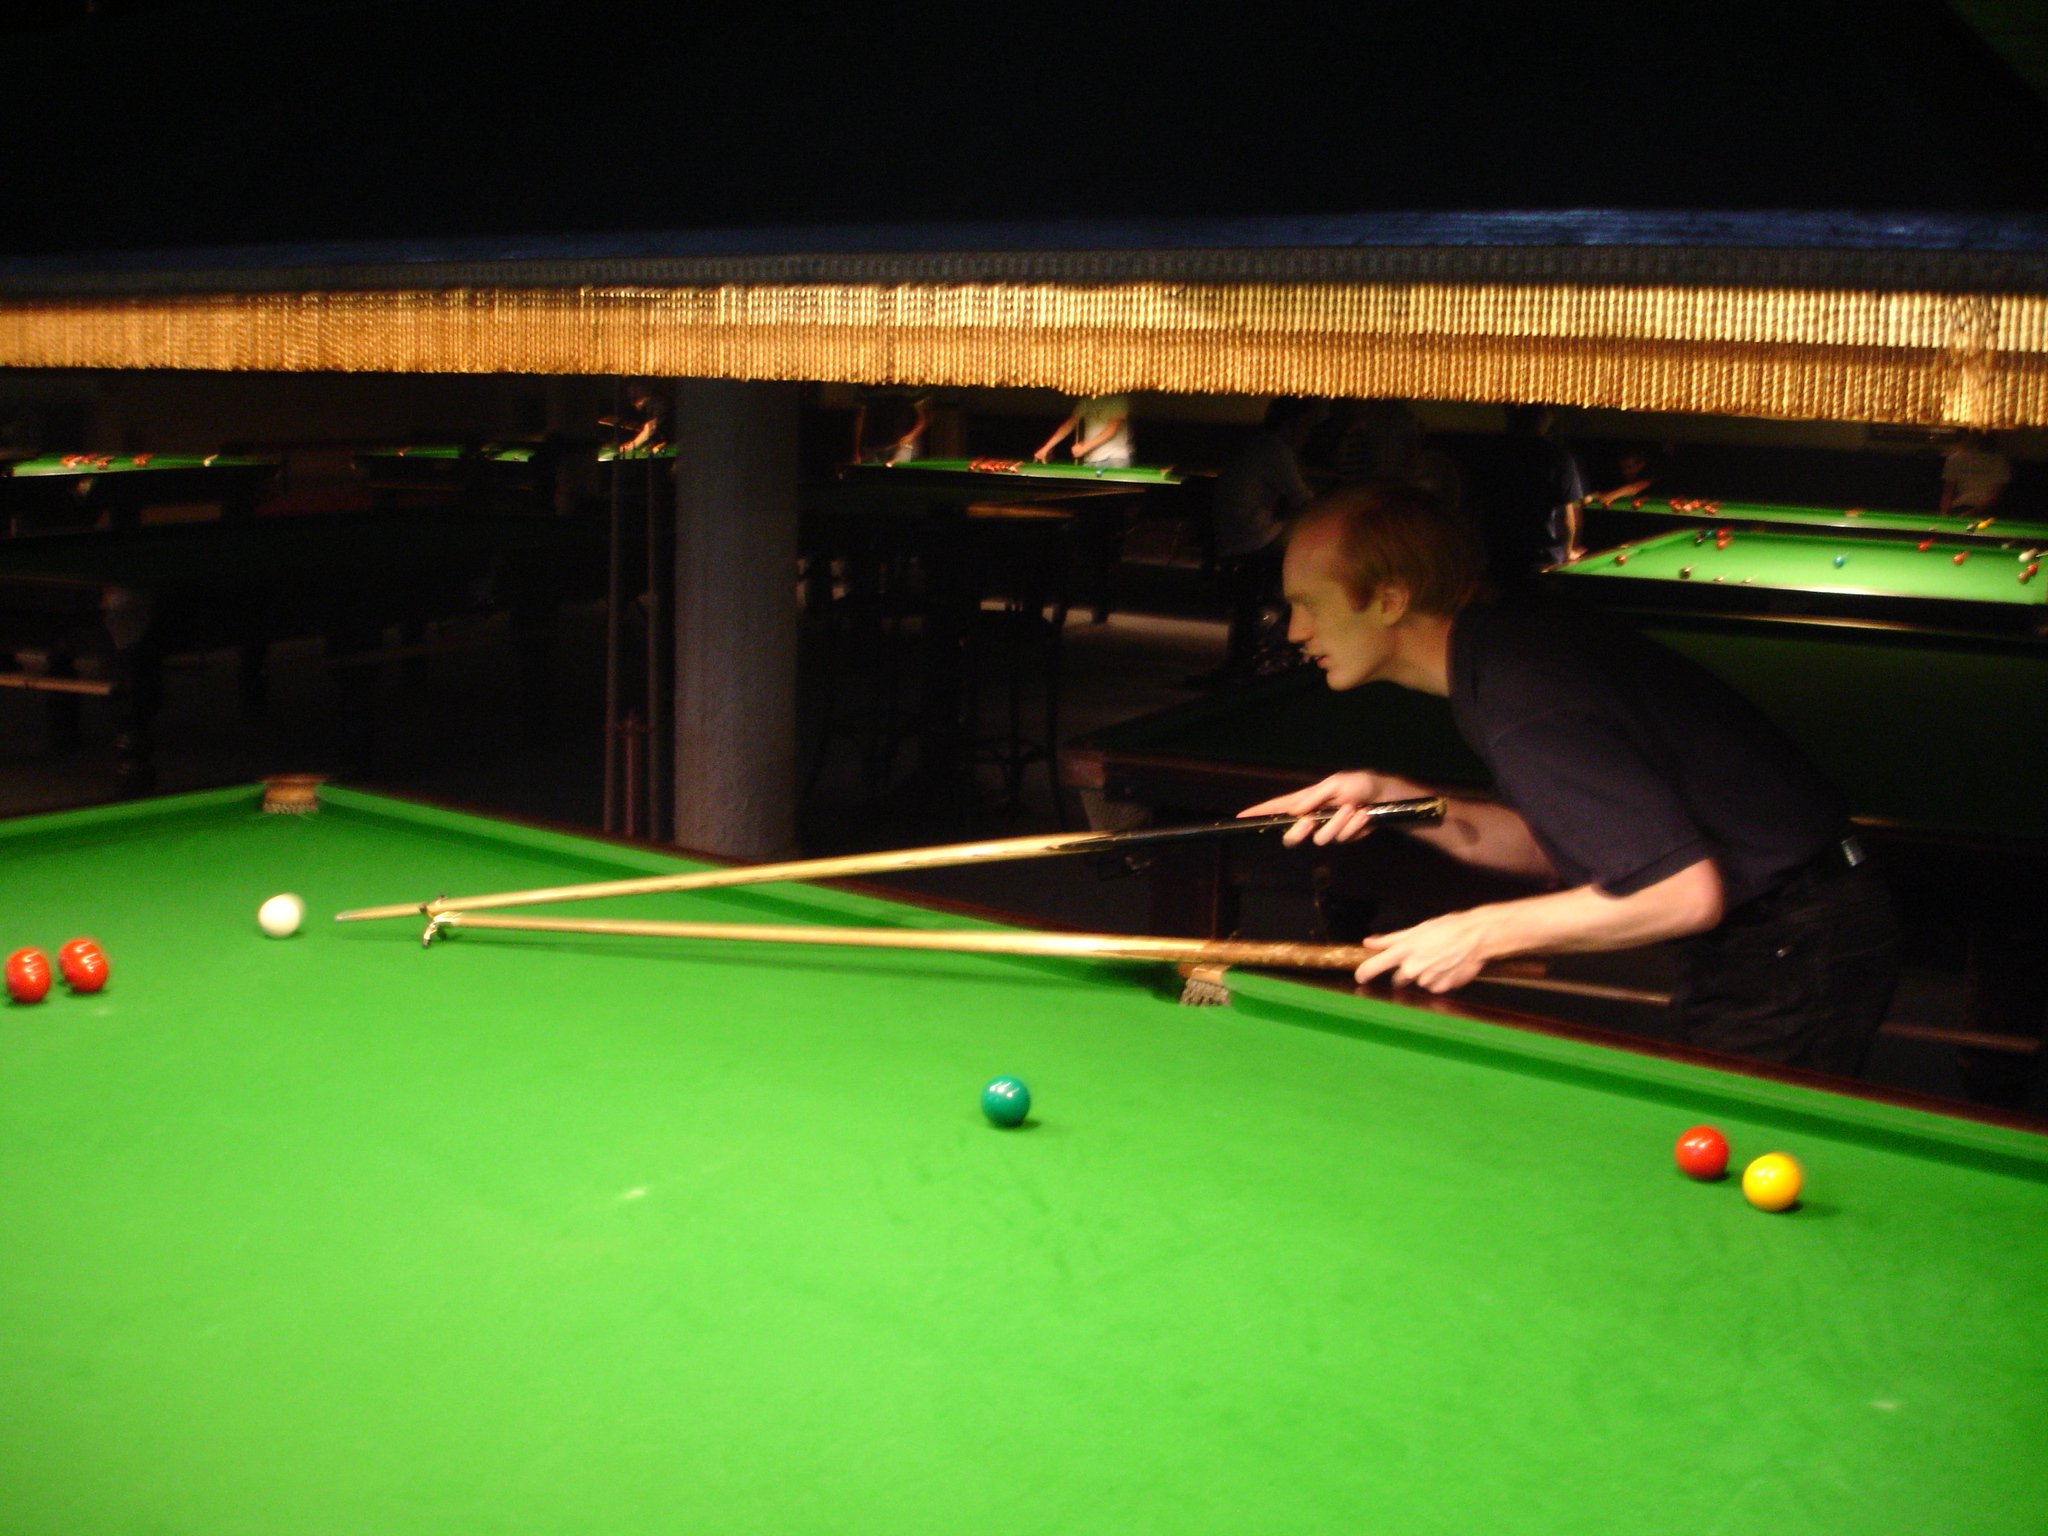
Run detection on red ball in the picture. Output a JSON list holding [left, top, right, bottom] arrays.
[[57, 938, 108, 994], [1675, 1125, 1730, 1180], [5, 947, 52, 1005], [1952, 551, 1968, 566]]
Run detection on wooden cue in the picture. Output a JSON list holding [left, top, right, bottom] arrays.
[[428, 909, 1380, 969], [334, 797, 1449, 922], [422, 909, 1667, 1005]]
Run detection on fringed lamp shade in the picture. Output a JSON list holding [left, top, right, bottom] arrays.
[[0, 281, 2041, 427]]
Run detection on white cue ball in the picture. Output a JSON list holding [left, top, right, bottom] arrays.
[[258, 893, 306, 938]]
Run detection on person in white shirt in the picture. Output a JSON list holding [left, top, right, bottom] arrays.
[[1034, 394, 1134, 467], [1940, 433, 2012, 517]]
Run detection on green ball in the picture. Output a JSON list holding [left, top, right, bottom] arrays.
[[981, 1076, 1031, 1127]]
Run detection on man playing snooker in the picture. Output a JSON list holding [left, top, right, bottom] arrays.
[[1241, 483, 1899, 1074]]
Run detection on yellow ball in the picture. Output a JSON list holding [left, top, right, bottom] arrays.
[[1742, 1153, 1804, 1212]]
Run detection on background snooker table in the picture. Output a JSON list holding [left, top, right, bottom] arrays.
[[352, 444, 557, 513], [1584, 497, 2048, 550], [1548, 529, 2048, 633], [1, 452, 278, 533], [856, 456, 1184, 485], [0, 512, 605, 794], [2, 786, 2046, 1535]]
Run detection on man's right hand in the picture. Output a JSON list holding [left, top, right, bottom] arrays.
[[1239, 772, 1406, 846]]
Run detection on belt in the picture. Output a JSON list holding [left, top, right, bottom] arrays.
[[1804, 834, 1866, 877], [1775, 832, 1867, 894], [1726, 834, 1867, 925]]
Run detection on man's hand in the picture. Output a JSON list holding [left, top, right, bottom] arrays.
[[1032, 447, 1053, 463], [1240, 771, 1414, 846], [1353, 909, 1500, 991]]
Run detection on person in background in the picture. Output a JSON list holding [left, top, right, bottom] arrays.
[[1471, 403, 1585, 584], [1317, 398, 1463, 511], [1034, 393, 1134, 467], [1194, 396, 1325, 685], [1239, 482, 1897, 1074], [1940, 431, 2011, 518], [1300, 397, 1364, 485], [1586, 444, 1663, 508], [598, 384, 669, 455], [852, 392, 932, 464]]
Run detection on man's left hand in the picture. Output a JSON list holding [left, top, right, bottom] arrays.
[[1355, 910, 1501, 992]]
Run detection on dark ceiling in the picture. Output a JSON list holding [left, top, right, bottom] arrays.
[[2, 0, 2045, 261]]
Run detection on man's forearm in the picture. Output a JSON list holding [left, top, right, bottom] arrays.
[[1070, 418, 1124, 457], [1461, 863, 1723, 957], [1034, 417, 1078, 457]]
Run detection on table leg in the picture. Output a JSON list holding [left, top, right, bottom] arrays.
[[110, 673, 161, 796], [14, 645, 85, 750], [325, 615, 384, 778], [511, 596, 556, 746], [236, 639, 270, 717], [94, 587, 162, 798]]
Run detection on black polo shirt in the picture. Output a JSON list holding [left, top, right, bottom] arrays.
[[1446, 599, 1843, 908]]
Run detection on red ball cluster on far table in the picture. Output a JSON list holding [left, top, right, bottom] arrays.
[[5, 938, 109, 1004]]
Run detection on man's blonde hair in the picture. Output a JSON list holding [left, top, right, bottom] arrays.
[[1289, 481, 1485, 617]]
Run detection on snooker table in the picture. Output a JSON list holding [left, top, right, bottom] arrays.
[[1548, 529, 2048, 635], [0, 511, 605, 794], [3, 783, 2045, 1536], [853, 456, 1184, 486], [1584, 496, 2048, 550], [1, 452, 278, 534], [831, 463, 1173, 625], [353, 444, 557, 513]]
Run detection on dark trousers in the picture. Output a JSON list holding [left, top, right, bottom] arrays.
[[1678, 859, 1899, 1077]]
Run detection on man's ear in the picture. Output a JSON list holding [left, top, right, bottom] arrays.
[[1370, 582, 1414, 626]]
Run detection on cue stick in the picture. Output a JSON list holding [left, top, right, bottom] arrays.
[[418, 908, 1654, 1007], [333, 798, 1449, 922], [424, 908, 1385, 970]]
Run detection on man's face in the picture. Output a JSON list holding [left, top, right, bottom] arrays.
[[1282, 525, 1402, 691]]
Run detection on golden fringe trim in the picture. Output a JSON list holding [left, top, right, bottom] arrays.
[[0, 283, 2040, 426]]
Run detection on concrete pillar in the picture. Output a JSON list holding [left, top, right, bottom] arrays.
[[670, 379, 801, 860]]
